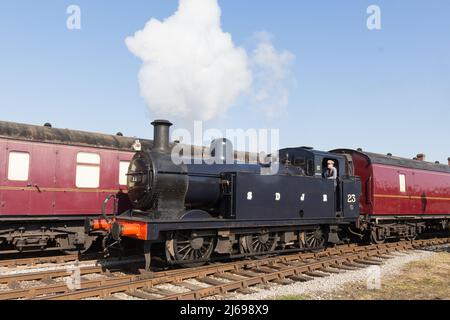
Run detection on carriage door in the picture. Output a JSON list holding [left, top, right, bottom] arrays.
[[117, 154, 133, 214], [3, 142, 32, 215], [398, 171, 413, 214], [28, 144, 56, 215]]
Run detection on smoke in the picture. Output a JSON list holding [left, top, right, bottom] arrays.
[[126, 0, 294, 122], [250, 32, 295, 118]]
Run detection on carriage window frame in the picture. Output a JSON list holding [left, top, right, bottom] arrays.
[[119, 161, 130, 186], [75, 152, 101, 189], [399, 174, 406, 193], [7, 151, 30, 181]]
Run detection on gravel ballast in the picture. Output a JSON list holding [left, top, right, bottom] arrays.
[[229, 249, 438, 300]]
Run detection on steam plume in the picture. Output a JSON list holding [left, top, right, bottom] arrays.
[[126, 0, 294, 122]]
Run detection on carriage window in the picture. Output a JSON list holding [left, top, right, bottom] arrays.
[[399, 174, 406, 193], [76, 152, 100, 188], [8, 152, 30, 181], [119, 161, 130, 186]]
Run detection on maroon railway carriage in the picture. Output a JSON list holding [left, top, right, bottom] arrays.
[[332, 149, 450, 243], [0, 120, 154, 254]]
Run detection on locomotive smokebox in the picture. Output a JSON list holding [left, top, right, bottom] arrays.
[[151, 120, 172, 153]]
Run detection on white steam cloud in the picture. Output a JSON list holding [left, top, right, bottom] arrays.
[[250, 32, 295, 118], [126, 0, 294, 122]]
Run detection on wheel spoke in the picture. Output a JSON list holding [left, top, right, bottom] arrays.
[[178, 244, 191, 253], [307, 236, 314, 247], [181, 247, 192, 260]]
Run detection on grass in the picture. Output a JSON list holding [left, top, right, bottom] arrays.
[[277, 252, 450, 300]]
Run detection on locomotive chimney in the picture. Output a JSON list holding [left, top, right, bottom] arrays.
[[151, 120, 173, 152], [416, 154, 426, 161], [448, 157, 450, 166]]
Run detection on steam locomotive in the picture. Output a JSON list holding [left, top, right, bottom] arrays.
[[90, 120, 450, 270]]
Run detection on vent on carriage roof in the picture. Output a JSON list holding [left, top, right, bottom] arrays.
[[44, 123, 52, 128], [116, 132, 124, 136], [416, 154, 426, 161]]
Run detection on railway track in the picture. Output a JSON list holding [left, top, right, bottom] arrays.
[[0, 253, 145, 299], [0, 253, 84, 268], [0, 237, 446, 300]]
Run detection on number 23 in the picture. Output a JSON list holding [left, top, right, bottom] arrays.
[[347, 194, 357, 203]]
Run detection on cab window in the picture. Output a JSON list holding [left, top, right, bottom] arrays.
[[323, 158, 339, 177], [306, 159, 314, 176]]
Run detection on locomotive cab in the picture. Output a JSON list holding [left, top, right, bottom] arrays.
[[278, 147, 356, 216]]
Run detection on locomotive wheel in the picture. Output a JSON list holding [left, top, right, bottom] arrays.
[[405, 230, 418, 241], [370, 228, 386, 244], [405, 226, 418, 241], [241, 231, 277, 256], [166, 231, 215, 268], [300, 228, 325, 249]]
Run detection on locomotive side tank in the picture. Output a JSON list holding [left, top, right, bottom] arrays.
[[91, 120, 362, 269]]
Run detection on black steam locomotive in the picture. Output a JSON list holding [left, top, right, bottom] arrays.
[[90, 120, 361, 269]]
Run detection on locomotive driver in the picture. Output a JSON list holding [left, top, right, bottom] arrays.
[[324, 160, 338, 186]]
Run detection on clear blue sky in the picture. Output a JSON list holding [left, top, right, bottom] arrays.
[[0, 1, 449, 163]]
